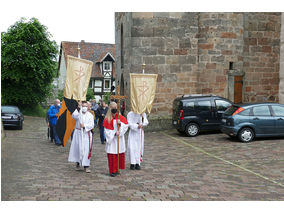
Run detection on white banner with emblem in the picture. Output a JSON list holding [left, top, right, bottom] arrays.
[[130, 73, 158, 114]]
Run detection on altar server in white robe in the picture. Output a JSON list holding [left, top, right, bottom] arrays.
[[103, 102, 128, 177], [126, 111, 149, 170], [68, 101, 94, 173]]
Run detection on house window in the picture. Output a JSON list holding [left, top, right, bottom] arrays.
[[103, 61, 112, 78], [103, 62, 112, 71], [95, 80, 102, 87], [94, 80, 102, 93], [104, 79, 111, 91]]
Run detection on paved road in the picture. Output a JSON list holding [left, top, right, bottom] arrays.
[[1, 116, 284, 200]]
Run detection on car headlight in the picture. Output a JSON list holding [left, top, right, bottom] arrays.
[[12, 115, 19, 119]]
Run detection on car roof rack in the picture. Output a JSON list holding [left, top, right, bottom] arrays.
[[182, 94, 217, 98]]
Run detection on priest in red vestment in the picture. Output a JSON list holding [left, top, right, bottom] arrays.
[[103, 102, 128, 177]]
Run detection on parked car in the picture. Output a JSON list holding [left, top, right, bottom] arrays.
[[172, 94, 232, 136], [221, 103, 284, 142], [1, 106, 24, 130]]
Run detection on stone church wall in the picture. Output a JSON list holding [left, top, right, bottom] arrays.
[[115, 12, 282, 130], [280, 13, 284, 104], [243, 13, 281, 103]]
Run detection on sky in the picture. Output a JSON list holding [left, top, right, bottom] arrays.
[[1, 0, 282, 47]]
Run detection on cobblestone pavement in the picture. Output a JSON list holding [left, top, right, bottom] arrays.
[[1, 116, 284, 201]]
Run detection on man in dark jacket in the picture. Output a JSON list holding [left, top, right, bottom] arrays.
[[48, 99, 61, 146], [97, 101, 108, 144]]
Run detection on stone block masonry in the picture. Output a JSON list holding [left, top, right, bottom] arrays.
[[115, 12, 282, 130], [280, 13, 284, 104]]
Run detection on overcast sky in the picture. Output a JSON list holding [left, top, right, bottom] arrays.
[[0, 0, 282, 47]]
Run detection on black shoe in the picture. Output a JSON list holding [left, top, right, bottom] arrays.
[[130, 164, 135, 170], [110, 173, 116, 177], [135, 164, 141, 170]]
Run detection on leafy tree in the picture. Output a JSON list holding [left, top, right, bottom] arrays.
[[1, 17, 58, 108], [86, 88, 94, 101]]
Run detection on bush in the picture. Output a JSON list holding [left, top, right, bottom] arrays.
[[86, 88, 94, 101], [103, 92, 112, 104], [21, 104, 48, 118]]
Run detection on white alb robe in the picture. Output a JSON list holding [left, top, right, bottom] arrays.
[[68, 109, 94, 166], [126, 112, 149, 165], [105, 119, 128, 154]]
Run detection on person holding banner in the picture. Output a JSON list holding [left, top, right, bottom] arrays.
[[68, 101, 94, 173], [126, 111, 149, 170], [103, 102, 128, 177]]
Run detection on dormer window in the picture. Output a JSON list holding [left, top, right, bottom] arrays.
[[103, 61, 112, 71], [103, 61, 112, 78]]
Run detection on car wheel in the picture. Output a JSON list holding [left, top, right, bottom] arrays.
[[238, 127, 254, 143], [185, 123, 200, 137]]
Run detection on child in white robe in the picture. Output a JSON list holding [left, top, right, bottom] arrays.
[[126, 111, 149, 170], [68, 101, 94, 173]]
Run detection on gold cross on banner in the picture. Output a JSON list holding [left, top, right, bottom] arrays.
[[73, 66, 85, 82], [137, 80, 149, 101]]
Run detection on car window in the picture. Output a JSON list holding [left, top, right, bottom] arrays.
[[215, 100, 231, 111], [184, 101, 194, 110], [239, 109, 250, 116], [252, 106, 271, 116], [272, 105, 284, 116], [1, 106, 20, 113], [197, 100, 211, 111], [224, 105, 239, 115]]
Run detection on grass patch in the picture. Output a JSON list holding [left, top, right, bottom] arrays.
[[21, 104, 48, 118]]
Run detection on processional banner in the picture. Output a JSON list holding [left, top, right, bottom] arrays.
[[64, 55, 93, 101], [56, 55, 93, 147], [130, 73, 158, 114]]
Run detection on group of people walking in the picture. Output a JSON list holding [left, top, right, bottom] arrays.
[[47, 98, 148, 177]]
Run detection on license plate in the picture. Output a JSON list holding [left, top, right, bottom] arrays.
[[222, 119, 226, 123], [173, 121, 177, 125]]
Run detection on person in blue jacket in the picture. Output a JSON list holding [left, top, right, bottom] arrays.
[[48, 99, 62, 146]]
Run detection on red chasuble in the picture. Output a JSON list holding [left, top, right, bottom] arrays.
[[103, 114, 128, 129], [103, 114, 128, 174]]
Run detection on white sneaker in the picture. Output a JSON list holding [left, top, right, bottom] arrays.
[[85, 168, 91, 173]]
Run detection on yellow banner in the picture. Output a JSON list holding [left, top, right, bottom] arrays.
[[64, 55, 93, 101], [130, 73, 158, 114]]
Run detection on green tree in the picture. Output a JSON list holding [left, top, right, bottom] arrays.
[[1, 17, 58, 108], [103, 91, 112, 104], [86, 88, 94, 101]]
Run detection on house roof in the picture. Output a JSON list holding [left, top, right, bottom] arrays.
[[58, 40, 115, 78]]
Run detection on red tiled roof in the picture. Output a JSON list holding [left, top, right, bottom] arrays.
[[58, 41, 115, 78], [97, 51, 115, 63]]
